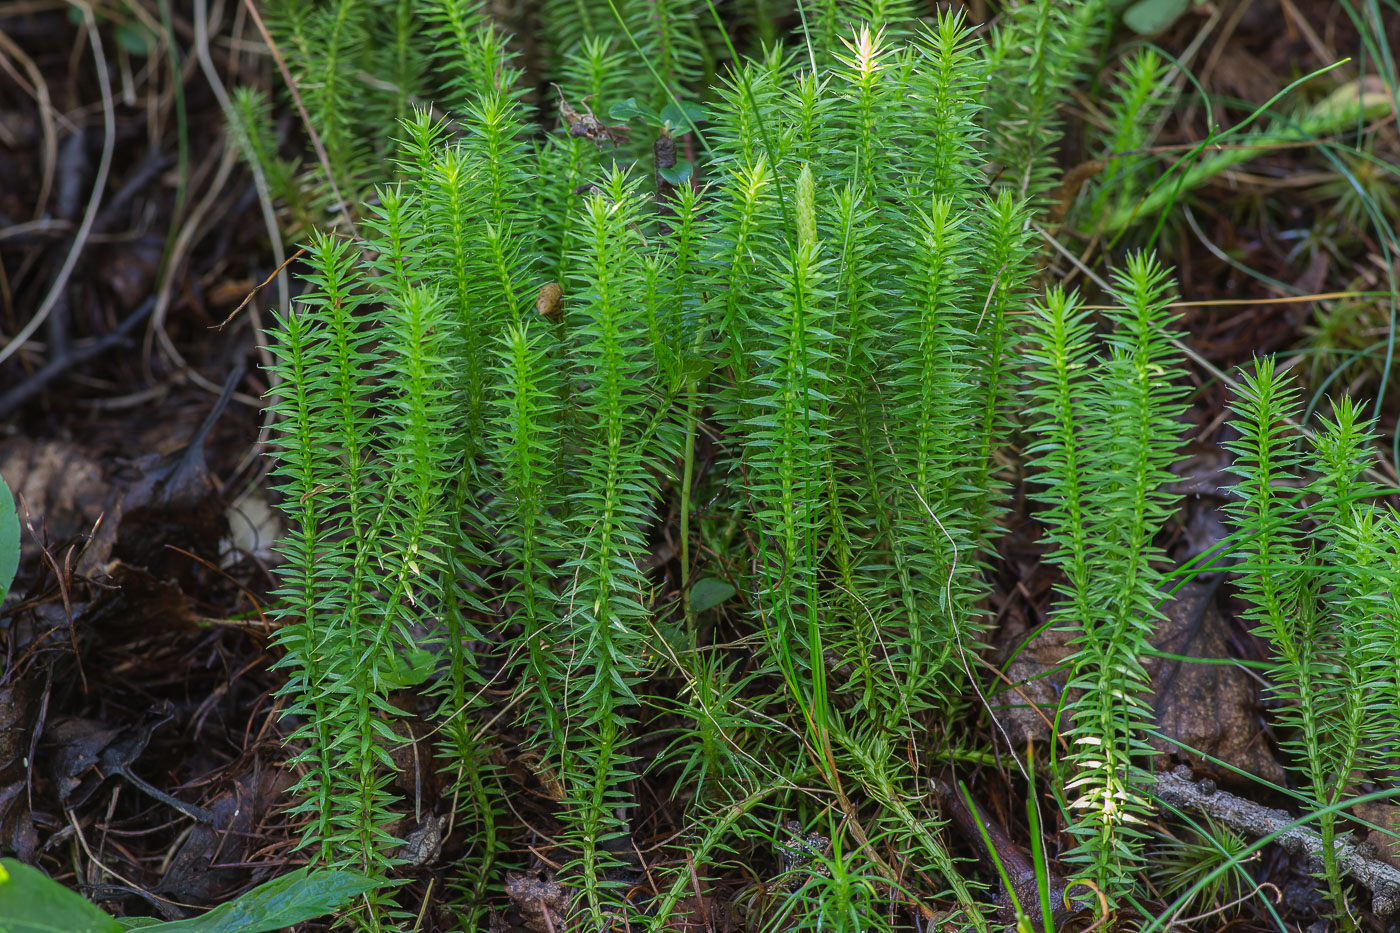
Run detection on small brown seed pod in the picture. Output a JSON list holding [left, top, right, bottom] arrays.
[[535, 282, 563, 322]]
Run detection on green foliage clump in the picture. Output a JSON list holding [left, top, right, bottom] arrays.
[[984, 0, 1109, 202], [241, 0, 1400, 929], [257, 7, 1044, 928], [0, 858, 380, 933], [1024, 254, 1189, 901], [1075, 48, 1176, 232], [1225, 359, 1400, 925]]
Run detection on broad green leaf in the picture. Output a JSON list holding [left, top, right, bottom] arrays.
[[690, 578, 736, 614], [0, 859, 123, 933], [609, 98, 660, 126], [1123, 0, 1188, 34], [659, 100, 706, 131], [0, 476, 17, 601], [120, 868, 381, 933], [658, 160, 694, 186], [114, 23, 152, 56]]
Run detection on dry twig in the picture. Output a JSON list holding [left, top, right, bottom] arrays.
[[1154, 767, 1400, 917]]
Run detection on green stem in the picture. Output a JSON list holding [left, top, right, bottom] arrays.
[[680, 388, 700, 652]]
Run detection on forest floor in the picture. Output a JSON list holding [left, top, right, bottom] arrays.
[[1, 1, 1398, 930]]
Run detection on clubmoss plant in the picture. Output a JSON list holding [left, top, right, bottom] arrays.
[[983, 0, 1108, 202], [1023, 255, 1190, 903], [248, 1, 1400, 930], [1074, 48, 1177, 233], [259, 8, 1037, 927], [1224, 360, 1397, 928]]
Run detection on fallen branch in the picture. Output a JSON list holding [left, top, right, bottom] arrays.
[[0, 297, 155, 420], [1153, 766, 1400, 917]]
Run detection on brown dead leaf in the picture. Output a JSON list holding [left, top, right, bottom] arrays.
[[0, 783, 37, 861], [81, 561, 200, 639], [155, 768, 293, 903], [1146, 582, 1285, 785], [995, 582, 1284, 786], [996, 621, 1074, 747], [42, 703, 173, 808], [0, 678, 41, 860], [383, 707, 442, 803], [95, 235, 162, 309], [1354, 800, 1400, 873], [0, 437, 105, 566], [0, 392, 231, 584], [535, 282, 563, 323], [505, 870, 574, 932], [0, 679, 38, 775], [1211, 48, 1282, 108], [109, 443, 227, 581], [1047, 159, 1105, 225], [553, 86, 628, 149]]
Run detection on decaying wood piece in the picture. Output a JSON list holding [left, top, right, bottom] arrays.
[[1153, 766, 1400, 917], [932, 778, 1083, 931]]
